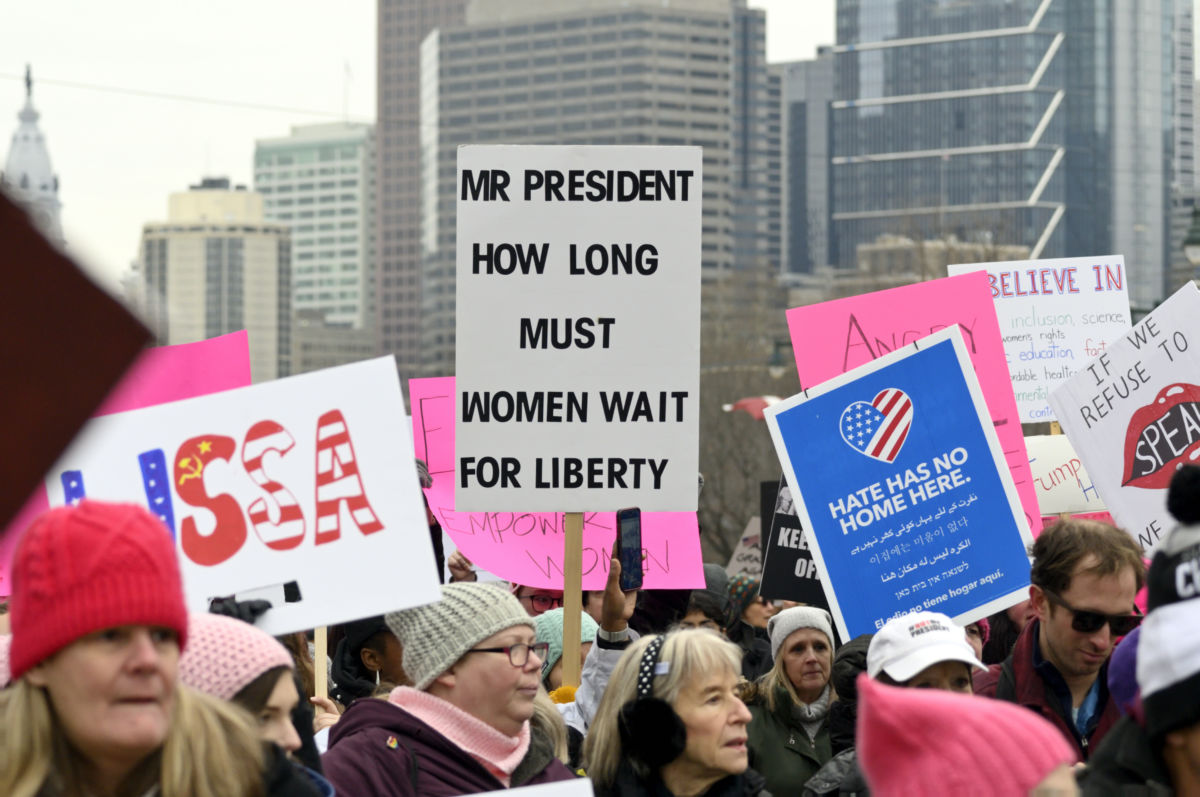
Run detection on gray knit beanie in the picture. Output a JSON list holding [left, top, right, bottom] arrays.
[[386, 582, 534, 690], [768, 606, 835, 661]]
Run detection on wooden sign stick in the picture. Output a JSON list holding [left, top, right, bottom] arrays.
[[314, 625, 328, 700], [561, 511, 584, 688]]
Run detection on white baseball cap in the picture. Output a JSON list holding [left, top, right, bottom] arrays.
[[867, 611, 986, 682]]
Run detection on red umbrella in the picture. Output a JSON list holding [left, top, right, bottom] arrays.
[[722, 395, 782, 421]]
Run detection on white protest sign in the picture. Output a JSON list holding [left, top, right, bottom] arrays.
[[725, 517, 762, 577], [44, 357, 441, 634], [1026, 434, 1107, 516], [1049, 281, 1200, 552], [455, 145, 701, 512], [949, 256, 1131, 423]]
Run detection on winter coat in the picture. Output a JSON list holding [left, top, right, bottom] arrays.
[[802, 748, 868, 797], [321, 697, 576, 796], [1077, 715, 1175, 795], [262, 743, 325, 797], [973, 621, 1118, 761], [592, 759, 771, 797], [746, 686, 833, 796], [728, 622, 774, 682]]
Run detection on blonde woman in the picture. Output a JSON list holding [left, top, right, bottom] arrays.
[[742, 607, 836, 795], [0, 501, 317, 797], [583, 629, 766, 796]]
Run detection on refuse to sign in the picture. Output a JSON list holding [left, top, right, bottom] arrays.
[[1049, 281, 1200, 552]]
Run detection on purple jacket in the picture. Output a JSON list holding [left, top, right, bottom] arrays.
[[322, 698, 577, 796]]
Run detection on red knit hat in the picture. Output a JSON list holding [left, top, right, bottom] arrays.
[[9, 501, 188, 680], [857, 675, 1077, 796]]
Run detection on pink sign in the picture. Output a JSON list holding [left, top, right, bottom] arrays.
[[786, 273, 1040, 531], [410, 377, 704, 590], [0, 332, 253, 595]]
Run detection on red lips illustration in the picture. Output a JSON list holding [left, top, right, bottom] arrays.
[[1122, 383, 1200, 489]]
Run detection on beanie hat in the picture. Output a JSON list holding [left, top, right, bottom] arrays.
[[1137, 598, 1200, 740], [856, 675, 1076, 796], [726, 573, 761, 627], [415, 459, 433, 489], [532, 607, 598, 684], [9, 501, 188, 680], [767, 606, 834, 661], [386, 582, 534, 690], [702, 563, 729, 598], [1149, 464, 1200, 610], [1107, 625, 1142, 718], [966, 616, 990, 645], [343, 615, 390, 658], [867, 611, 985, 682], [830, 633, 873, 702], [178, 613, 294, 701]]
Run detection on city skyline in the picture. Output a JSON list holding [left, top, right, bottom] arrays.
[[1, 0, 828, 292]]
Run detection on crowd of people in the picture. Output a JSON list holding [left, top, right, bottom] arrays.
[[2, 463, 1200, 796]]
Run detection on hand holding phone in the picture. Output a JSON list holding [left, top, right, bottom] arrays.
[[615, 507, 643, 591]]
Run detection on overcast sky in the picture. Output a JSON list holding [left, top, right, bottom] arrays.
[[2, 1, 834, 291]]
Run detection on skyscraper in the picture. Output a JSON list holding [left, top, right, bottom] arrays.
[[376, 0, 467, 385], [417, 0, 774, 374], [776, 49, 836, 273], [255, 122, 375, 330], [832, 0, 1191, 310], [140, 178, 291, 381]]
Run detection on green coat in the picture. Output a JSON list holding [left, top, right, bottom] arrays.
[[747, 687, 833, 796]]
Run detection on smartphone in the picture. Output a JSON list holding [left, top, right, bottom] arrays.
[[615, 507, 644, 591]]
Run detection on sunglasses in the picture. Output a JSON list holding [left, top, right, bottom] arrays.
[[1042, 589, 1142, 636]]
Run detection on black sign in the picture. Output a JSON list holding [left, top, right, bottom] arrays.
[[759, 476, 828, 609]]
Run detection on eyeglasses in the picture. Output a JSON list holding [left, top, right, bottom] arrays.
[[1042, 589, 1142, 636], [518, 594, 563, 612], [468, 641, 550, 667]]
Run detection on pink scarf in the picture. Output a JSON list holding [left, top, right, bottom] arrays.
[[390, 686, 531, 787]]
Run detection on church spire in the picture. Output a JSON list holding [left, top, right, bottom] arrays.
[[3, 64, 63, 244]]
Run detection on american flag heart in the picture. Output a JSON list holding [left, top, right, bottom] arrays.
[[839, 389, 913, 464]]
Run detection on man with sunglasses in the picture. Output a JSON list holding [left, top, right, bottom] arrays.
[[974, 518, 1144, 761]]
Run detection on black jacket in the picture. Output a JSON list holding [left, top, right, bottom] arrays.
[[263, 743, 323, 797], [1077, 716, 1175, 795], [593, 761, 771, 797]]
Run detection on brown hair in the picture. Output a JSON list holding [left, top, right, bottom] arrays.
[[232, 665, 292, 715], [278, 632, 316, 698], [1030, 519, 1145, 595]]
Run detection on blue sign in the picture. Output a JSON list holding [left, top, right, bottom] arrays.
[[766, 328, 1032, 639]]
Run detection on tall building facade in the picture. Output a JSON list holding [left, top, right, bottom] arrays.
[[832, 0, 1190, 310], [2, 67, 62, 244], [254, 122, 375, 330], [418, 0, 775, 375], [376, 0, 468, 386], [776, 49, 835, 273], [140, 178, 291, 381]]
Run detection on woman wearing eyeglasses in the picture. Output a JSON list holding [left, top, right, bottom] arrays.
[[322, 583, 577, 795]]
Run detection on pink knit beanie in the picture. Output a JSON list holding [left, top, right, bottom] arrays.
[[178, 613, 294, 701], [857, 675, 1077, 796]]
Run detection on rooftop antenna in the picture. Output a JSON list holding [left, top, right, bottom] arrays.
[[343, 60, 351, 122]]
